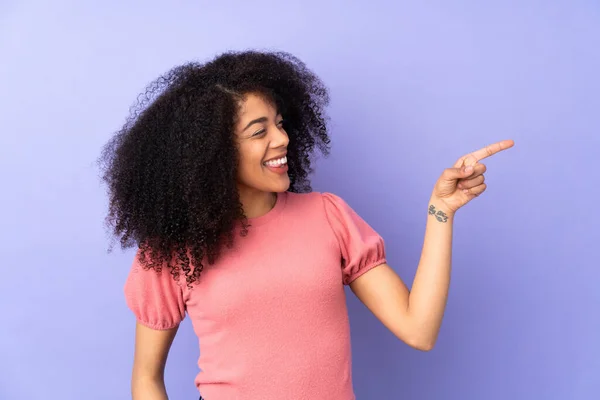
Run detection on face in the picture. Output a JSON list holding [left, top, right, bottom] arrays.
[[234, 93, 290, 198]]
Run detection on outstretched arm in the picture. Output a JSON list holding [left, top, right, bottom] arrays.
[[350, 140, 514, 351], [350, 197, 454, 351]]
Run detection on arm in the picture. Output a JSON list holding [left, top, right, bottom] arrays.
[[350, 196, 454, 351], [350, 139, 514, 351], [131, 322, 179, 400]]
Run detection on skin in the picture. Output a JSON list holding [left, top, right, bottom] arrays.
[[131, 324, 176, 399], [131, 92, 515, 398], [233, 93, 291, 217], [350, 139, 514, 350]]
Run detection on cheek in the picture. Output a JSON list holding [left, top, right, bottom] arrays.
[[236, 145, 263, 181]]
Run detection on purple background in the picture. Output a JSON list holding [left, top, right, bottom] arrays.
[[1, 1, 598, 399]]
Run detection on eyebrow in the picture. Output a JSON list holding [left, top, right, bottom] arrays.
[[241, 112, 283, 132], [242, 116, 269, 132]]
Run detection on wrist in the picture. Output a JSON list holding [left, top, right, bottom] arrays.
[[428, 196, 455, 222]]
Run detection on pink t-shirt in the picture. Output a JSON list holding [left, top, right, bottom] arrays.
[[124, 191, 386, 400]]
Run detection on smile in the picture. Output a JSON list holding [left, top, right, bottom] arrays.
[[263, 156, 287, 168]]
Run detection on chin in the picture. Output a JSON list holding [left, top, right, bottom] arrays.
[[238, 173, 290, 195], [271, 175, 291, 192]]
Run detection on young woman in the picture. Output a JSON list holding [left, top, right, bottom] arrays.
[[99, 50, 513, 400]]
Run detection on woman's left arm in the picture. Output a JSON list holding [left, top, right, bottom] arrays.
[[350, 139, 514, 351]]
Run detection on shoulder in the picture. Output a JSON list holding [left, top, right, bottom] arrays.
[[284, 191, 349, 212], [282, 191, 358, 226], [286, 191, 386, 285]]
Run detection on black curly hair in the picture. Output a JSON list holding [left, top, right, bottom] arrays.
[[98, 50, 331, 286]]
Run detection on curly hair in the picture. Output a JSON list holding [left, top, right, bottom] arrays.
[[98, 50, 331, 286]]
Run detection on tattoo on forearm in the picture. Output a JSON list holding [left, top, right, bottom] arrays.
[[428, 205, 448, 223]]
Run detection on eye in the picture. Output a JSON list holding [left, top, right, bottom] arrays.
[[252, 129, 267, 137], [277, 120, 285, 128]]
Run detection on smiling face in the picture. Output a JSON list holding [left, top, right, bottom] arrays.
[[234, 93, 290, 201]]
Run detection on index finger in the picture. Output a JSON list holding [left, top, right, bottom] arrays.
[[470, 139, 514, 162]]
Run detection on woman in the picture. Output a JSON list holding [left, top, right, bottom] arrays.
[[99, 50, 513, 400]]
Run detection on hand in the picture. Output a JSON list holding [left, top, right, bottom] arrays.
[[431, 139, 515, 214]]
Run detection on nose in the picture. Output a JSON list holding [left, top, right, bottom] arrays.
[[270, 123, 289, 148]]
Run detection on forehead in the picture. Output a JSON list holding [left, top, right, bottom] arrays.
[[236, 93, 278, 121]]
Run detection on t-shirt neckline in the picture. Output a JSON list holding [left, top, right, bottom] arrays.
[[246, 191, 288, 227]]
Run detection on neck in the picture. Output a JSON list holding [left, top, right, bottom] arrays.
[[237, 187, 277, 219]]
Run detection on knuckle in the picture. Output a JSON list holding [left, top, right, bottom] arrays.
[[475, 183, 487, 197]]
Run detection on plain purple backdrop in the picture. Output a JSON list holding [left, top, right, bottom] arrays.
[[1, 1, 598, 399]]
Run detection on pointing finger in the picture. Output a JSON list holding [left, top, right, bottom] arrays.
[[454, 139, 514, 168], [469, 139, 514, 163]]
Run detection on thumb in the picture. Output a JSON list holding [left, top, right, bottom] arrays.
[[443, 165, 474, 181]]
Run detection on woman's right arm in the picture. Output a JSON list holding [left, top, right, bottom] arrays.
[[131, 322, 179, 400]]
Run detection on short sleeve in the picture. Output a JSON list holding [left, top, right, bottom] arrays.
[[123, 249, 187, 330], [322, 192, 386, 285]]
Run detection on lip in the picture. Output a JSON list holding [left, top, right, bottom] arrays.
[[265, 163, 289, 175], [263, 153, 287, 163]]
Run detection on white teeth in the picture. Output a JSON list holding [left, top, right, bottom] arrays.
[[264, 156, 287, 167]]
